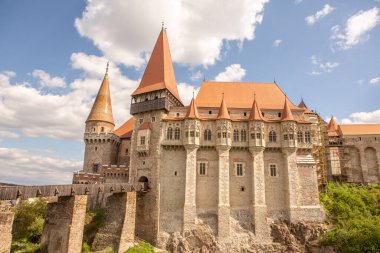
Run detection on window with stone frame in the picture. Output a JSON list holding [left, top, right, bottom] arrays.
[[283, 134, 288, 140], [305, 131, 311, 143], [198, 162, 208, 176], [269, 130, 277, 142], [204, 129, 212, 141], [289, 133, 294, 140], [269, 164, 277, 177], [241, 129, 247, 141], [222, 132, 227, 138], [297, 131, 303, 143], [235, 163, 244, 177], [190, 131, 195, 137], [233, 129, 239, 141], [140, 136, 146, 145], [251, 133, 255, 139], [174, 127, 181, 140], [256, 132, 261, 139], [139, 118, 144, 124], [217, 132, 221, 138], [92, 164, 99, 173], [167, 127, 173, 140]]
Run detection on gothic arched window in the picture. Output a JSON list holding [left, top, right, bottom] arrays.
[[204, 129, 212, 141], [305, 131, 311, 143], [174, 127, 181, 140], [241, 129, 247, 141], [233, 129, 239, 142], [167, 127, 173, 140], [297, 131, 303, 143], [269, 131, 277, 142]]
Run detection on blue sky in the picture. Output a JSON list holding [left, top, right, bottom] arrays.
[[0, 0, 379, 184]]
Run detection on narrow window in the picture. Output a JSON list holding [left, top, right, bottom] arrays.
[[305, 131, 311, 143], [176, 112, 180, 117], [222, 132, 227, 138], [92, 164, 99, 173], [101, 127, 104, 132], [284, 134, 288, 140], [262, 112, 265, 117], [140, 136, 146, 145], [204, 129, 212, 141], [199, 163, 207, 175], [167, 127, 173, 140], [95, 146, 98, 151], [233, 129, 239, 141], [236, 163, 244, 176], [139, 118, 143, 124], [270, 164, 277, 177], [174, 127, 181, 140], [174, 171, 177, 176], [209, 111, 212, 114], [186, 131, 189, 137], [190, 131, 195, 137], [244, 112, 247, 116], [151, 116, 156, 122], [297, 131, 303, 143], [278, 112, 282, 117], [241, 130, 247, 141], [241, 186, 245, 192], [125, 148, 128, 154], [289, 133, 294, 140], [217, 132, 221, 138], [269, 131, 277, 142], [251, 133, 255, 139], [256, 133, 261, 139]]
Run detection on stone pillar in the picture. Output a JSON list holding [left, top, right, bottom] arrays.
[[40, 195, 87, 253], [92, 192, 136, 253], [282, 148, 300, 222], [249, 147, 269, 239], [183, 145, 199, 232], [359, 148, 368, 183], [0, 202, 14, 253], [217, 147, 231, 239]]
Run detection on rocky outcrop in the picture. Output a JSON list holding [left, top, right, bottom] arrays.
[[158, 219, 338, 253]]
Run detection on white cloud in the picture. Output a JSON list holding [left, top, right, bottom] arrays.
[[0, 147, 82, 185], [295, 0, 303, 4], [310, 55, 339, 75], [32, 69, 66, 88], [75, 0, 269, 67], [0, 129, 20, 141], [306, 4, 335, 25], [273, 39, 282, 47], [190, 70, 204, 82], [342, 109, 380, 124], [369, 77, 380, 86], [177, 82, 200, 106], [0, 53, 138, 140], [331, 7, 380, 50], [214, 64, 246, 82]]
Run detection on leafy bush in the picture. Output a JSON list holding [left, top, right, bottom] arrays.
[[11, 238, 40, 253], [125, 242, 154, 253], [83, 209, 105, 246], [320, 183, 380, 253], [12, 198, 47, 244]]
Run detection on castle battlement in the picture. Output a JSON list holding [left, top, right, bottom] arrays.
[[72, 171, 104, 184]]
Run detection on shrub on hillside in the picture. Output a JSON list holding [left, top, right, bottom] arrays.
[[320, 183, 380, 253], [125, 242, 154, 253]]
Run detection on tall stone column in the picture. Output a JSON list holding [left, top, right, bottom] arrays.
[[0, 201, 14, 253], [40, 195, 88, 253], [249, 147, 269, 239], [92, 192, 136, 253], [282, 147, 300, 222], [183, 145, 199, 232], [217, 146, 231, 239], [359, 148, 368, 183]]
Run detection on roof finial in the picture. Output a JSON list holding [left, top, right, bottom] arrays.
[[203, 74, 206, 82], [274, 76, 276, 84], [222, 92, 224, 99], [162, 21, 164, 30], [192, 89, 195, 99], [254, 92, 256, 101], [106, 61, 109, 76]]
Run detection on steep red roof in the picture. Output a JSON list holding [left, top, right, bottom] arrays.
[[327, 117, 339, 137], [217, 96, 230, 120], [114, 117, 135, 138], [86, 71, 114, 125], [132, 29, 182, 104], [195, 82, 301, 110], [281, 97, 295, 121], [338, 124, 380, 136], [185, 98, 200, 119]]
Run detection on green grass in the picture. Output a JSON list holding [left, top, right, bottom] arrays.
[[125, 242, 155, 253], [319, 182, 380, 253]]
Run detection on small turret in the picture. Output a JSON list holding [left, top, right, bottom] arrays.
[[216, 95, 231, 147], [281, 96, 296, 147], [184, 98, 200, 146], [249, 95, 265, 147]]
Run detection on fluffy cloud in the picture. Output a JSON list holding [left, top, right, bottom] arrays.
[[369, 77, 380, 86], [177, 82, 200, 106], [0, 53, 138, 140], [0, 147, 82, 185], [305, 4, 335, 25], [214, 64, 246, 82], [273, 39, 282, 47], [75, 0, 269, 67], [190, 70, 204, 82], [331, 7, 380, 50], [342, 109, 380, 124], [310, 55, 339, 75], [0, 129, 20, 141], [32, 69, 66, 88]]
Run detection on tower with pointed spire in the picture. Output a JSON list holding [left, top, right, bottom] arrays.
[[83, 65, 119, 173]]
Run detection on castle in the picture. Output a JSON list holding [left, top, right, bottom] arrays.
[[72, 28, 380, 245]]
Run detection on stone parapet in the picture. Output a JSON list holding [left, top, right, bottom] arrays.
[[73, 171, 104, 184]]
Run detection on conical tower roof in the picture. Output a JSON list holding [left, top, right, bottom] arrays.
[[249, 94, 264, 121], [132, 29, 182, 104], [327, 116, 338, 131], [86, 66, 114, 125], [281, 97, 295, 121], [185, 98, 200, 119], [217, 95, 230, 120], [298, 99, 308, 109]]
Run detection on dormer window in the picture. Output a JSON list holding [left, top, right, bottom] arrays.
[[176, 112, 180, 117]]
